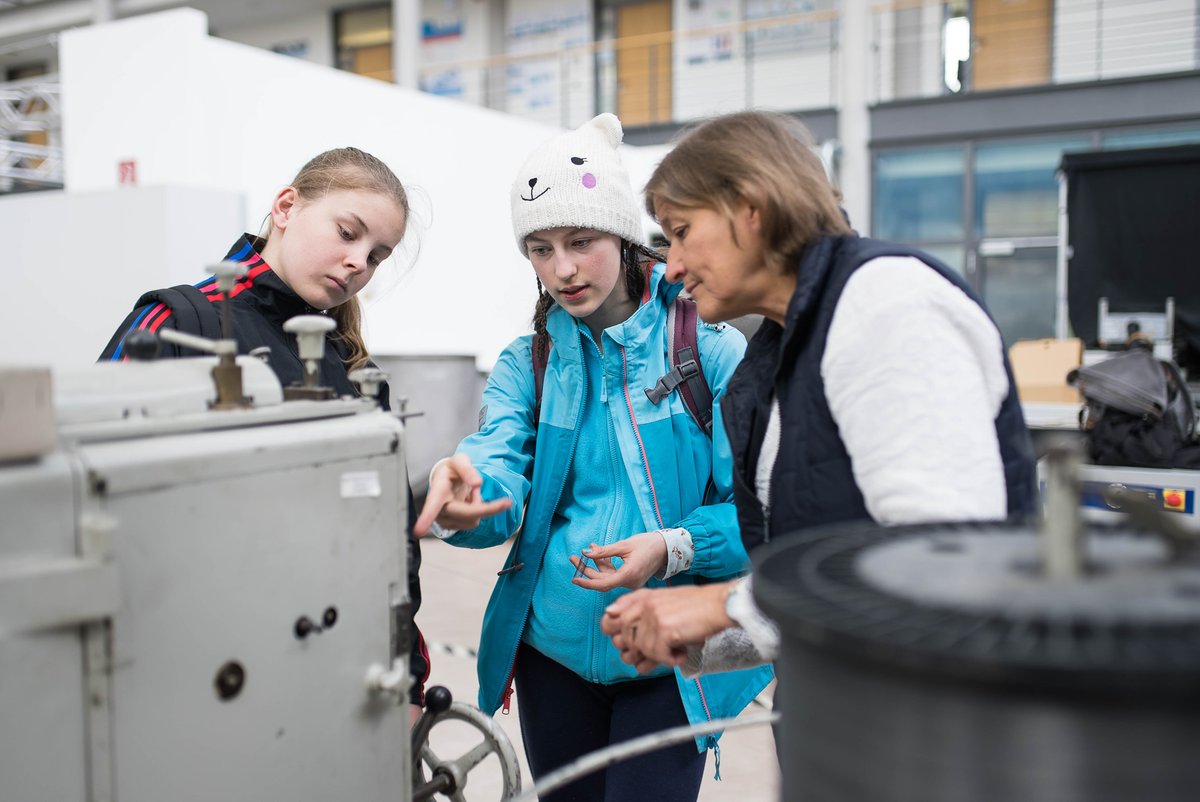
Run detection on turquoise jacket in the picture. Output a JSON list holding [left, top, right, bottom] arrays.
[[447, 264, 774, 752]]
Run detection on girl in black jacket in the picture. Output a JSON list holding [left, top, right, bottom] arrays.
[[100, 147, 431, 720]]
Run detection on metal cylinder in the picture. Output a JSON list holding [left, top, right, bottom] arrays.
[[754, 521, 1200, 802]]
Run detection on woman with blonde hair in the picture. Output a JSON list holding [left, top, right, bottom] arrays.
[[602, 110, 1036, 677]]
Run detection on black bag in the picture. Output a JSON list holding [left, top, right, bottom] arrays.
[[1068, 347, 1200, 469]]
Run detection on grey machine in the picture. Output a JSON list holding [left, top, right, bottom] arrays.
[[755, 439, 1200, 802], [0, 263, 519, 801]]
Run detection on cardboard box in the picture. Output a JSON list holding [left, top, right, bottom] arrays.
[[1009, 338, 1083, 404], [0, 367, 56, 462]]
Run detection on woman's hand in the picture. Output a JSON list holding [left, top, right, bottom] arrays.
[[570, 531, 668, 592], [413, 454, 512, 537], [599, 583, 737, 673]]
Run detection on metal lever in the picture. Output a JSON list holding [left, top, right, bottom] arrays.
[[155, 261, 253, 410]]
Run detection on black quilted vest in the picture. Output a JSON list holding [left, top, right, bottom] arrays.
[[722, 235, 1037, 551]]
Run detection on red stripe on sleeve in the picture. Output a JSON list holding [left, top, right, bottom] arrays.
[[147, 307, 174, 332]]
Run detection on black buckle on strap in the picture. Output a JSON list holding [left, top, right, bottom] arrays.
[[645, 359, 700, 405]]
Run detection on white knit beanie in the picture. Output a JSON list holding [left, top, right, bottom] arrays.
[[510, 113, 645, 256]]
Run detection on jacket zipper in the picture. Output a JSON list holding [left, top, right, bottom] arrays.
[[725, 379, 772, 544], [593, 366, 625, 680], [622, 344, 717, 747], [619, 344, 665, 527], [500, 334, 587, 713]]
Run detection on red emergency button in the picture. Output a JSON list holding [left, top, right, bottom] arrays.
[[1164, 490, 1186, 511]]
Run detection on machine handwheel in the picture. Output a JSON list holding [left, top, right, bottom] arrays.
[[412, 699, 522, 801]]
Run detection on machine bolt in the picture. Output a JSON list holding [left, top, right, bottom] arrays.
[[214, 660, 246, 701]]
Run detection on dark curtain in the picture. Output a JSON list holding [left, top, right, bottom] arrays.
[[1062, 144, 1200, 372]]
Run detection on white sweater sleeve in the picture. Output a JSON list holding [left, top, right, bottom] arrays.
[[820, 257, 1011, 525]]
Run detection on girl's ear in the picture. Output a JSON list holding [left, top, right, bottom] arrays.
[[271, 187, 298, 231]]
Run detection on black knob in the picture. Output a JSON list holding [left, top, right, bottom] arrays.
[[294, 616, 317, 639], [322, 606, 338, 628], [214, 660, 246, 701], [425, 685, 453, 714], [123, 330, 160, 361]]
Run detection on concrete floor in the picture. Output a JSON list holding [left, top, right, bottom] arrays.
[[415, 536, 781, 801]]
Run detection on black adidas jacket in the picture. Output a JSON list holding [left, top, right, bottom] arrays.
[[100, 234, 431, 705]]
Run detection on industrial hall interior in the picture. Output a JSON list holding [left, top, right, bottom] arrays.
[[2, 0, 1200, 800]]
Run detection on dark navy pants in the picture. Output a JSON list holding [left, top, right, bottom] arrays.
[[514, 642, 706, 802]]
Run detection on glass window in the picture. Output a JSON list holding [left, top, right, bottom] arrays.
[[1103, 127, 1200, 149], [981, 246, 1058, 345], [336, 5, 393, 83], [873, 146, 965, 242], [974, 137, 1088, 238]]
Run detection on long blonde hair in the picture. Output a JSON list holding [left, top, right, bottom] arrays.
[[644, 111, 851, 274], [265, 147, 409, 371]]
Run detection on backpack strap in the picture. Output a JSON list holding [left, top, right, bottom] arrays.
[[644, 296, 714, 437], [133, 284, 224, 356], [532, 331, 550, 427]]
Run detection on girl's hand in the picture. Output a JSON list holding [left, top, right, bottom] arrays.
[[570, 531, 668, 592], [413, 454, 512, 537]]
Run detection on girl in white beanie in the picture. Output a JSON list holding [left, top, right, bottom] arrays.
[[415, 114, 772, 801]]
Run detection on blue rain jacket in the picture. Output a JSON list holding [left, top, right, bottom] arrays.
[[447, 263, 774, 751]]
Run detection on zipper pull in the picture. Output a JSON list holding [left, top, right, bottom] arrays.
[[501, 681, 515, 715]]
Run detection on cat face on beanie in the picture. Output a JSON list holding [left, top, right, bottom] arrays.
[[510, 113, 645, 256]]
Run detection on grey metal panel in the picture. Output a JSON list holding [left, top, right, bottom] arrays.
[[79, 410, 403, 495], [81, 410, 411, 801], [0, 453, 90, 802], [1, 399, 413, 802], [871, 70, 1200, 146]]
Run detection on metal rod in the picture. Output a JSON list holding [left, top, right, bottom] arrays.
[[511, 711, 779, 802], [1041, 435, 1084, 579], [157, 327, 234, 355]]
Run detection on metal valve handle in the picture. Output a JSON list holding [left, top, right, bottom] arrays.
[[409, 687, 523, 802], [283, 315, 336, 361], [282, 315, 337, 400], [349, 367, 388, 400]]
